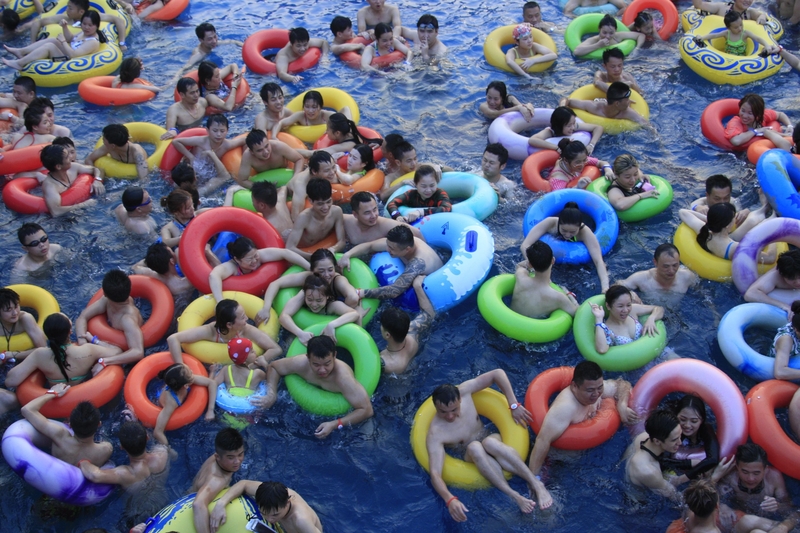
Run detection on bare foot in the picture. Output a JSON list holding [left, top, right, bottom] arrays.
[[1, 58, 21, 70], [530, 482, 554, 509], [513, 493, 537, 514], [3, 45, 22, 58]]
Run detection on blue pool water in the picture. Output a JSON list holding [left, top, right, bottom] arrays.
[[1, 0, 800, 531]]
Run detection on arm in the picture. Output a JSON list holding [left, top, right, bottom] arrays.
[[520, 218, 553, 254], [242, 325, 282, 363], [427, 436, 468, 521], [632, 303, 664, 337], [275, 50, 302, 83], [198, 151, 233, 196], [630, 457, 681, 500], [84, 145, 109, 166], [278, 292, 314, 345], [74, 300, 107, 343], [100, 315, 144, 365], [255, 272, 308, 324], [339, 239, 387, 270], [593, 70, 610, 93], [284, 213, 312, 260], [20, 385, 72, 443], [528, 402, 574, 475], [193, 375, 217, 421], [270, 111, 304, 138], [80, 460, 136, 485], [153, 393, 178, 445], [745, 272, 792, 313], [193, 475, 230, 533], [520, 43, 557, 68], [161, 105, 179, 140], [505, 48, 533, 78], [171, 136, 202, 163], [167, 327, 213, 364], [362, 257, 425, 300], [773, 335, 800, 380], [331, 210, 346, 253], [678, 208, 707, 233], [602, 378, 636, 424], [591, 303, 610, 354], [43, 182, 95, 216], [581, 229, 610, 292], [209, 480, 262, 533], [320, 301, 360, 340], [208, 263, 236, 303], [574, 36, 604, 57], [608, 186, 658, 211], [133, 145, 149, 180], [314, 365, 374, 438]]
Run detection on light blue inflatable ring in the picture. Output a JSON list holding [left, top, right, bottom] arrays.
[[215, 381, 268, 415], [384, 172, 499, 221], [558, 0, 618, 16], [757, 149, 800, 220]]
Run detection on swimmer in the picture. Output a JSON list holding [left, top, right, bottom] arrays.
[[543, 138, 614, 190], [185, 22, 243, 69], [426, 370, 552, 522], [745, 249, 800, 314], [171, 162, 201, 208], [301, 113, 380, 160], [213, 337, 268, 403], [481, 143, 515, 199], [132, 242, 195, 297], [573, 15, 644, 56], [527, 106, 604, 154], [400, 14, 448, 60], [14, 223, 64, 273], [208, 236, 309, 303], [40, 144, 101, 217], [234, 129, 305, 190], [28, 96, 71, 137], [262, 335, 374, 439], [197, 60, 244, 112], [561, 81, 650, 127], [605, 153, 659, 212], [721, 93, 792, 148], [275, 27, 329, 84], [285, 178, 346, 261], [360, 22, 412, 73], [27, 0, 127, 51], [0, 286, 46, 360], [161, 78, 209, 140], [563, 0, 627, 17], [285, 151, 350, 220], [619, 243, 699, 294], [153, 363, 216, 447], [340, 144, 376, 186], [379, 306, 433, 374], [386, 164, 452, 224], [0, 75, 35, 127], [769, 300, 800, 380], [343, 191, 423, 245], [381, 140, 417, 196], [9, 106, 54, 149], [717, 443, 793, 518], [690, 174, 770, 241], [692, 0, 768, 25], [512, 241, 580, 319], [528, 361, 635, 490], [591, 285, 665, 353], [85, 124, 149, 180], [330, 15, 364, 56], [679, 479, 723, 533], [479, 80, 535, 121], [693, 11, 779, 56], [679, 203, 777, 262], [379, 132, 404, 172], [504, 23, 557, 79], [75, 270, 145, 364], [627, 10, 662, 41], [115, 186, 157, 235], [659, 395, 721, 481], [254, 83, 292, 133], [270, 89, 352, 143], [224, 181, 294, 241], [0, 6, 40, 42], [594, 47, 642, 95], [357, 0, 402, 40], [112, 58, 160, 92], [158, 188, 214, 253], [523, 1, 556, 33], [171, 114, 245, 193], [520, 201, 610, 292]]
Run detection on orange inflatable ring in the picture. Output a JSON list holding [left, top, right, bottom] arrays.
[[242, 29, 322, 75], [333, 168, 385, 204], [123, 352, 208, 430], [339, 36, 372, 68], [78, 76, 157, 106], [218, 131, 306, 177], [136, 0, 188, 21], [313, 126, 384, 169], [746, 138, 798, 165], [179, 207, 288, 296], [0, 142, 49, 175], [298, 230, 338, 254], [521, 150, 601, 192], [701, 99, 782, 152], [86, 275, 174, 350], [16, 366, 125, 419], [621, 0, 679, 40], [745, 379, 800, 479], [3, 174, 92, 215], [0, 107, 18, 134], [159, 130, 250, 175], [175, 70, 251, 115], [524, 366, 621, 450]]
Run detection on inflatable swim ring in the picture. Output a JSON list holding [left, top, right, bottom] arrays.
[[487, 109, 592, 161], [142, 488, 262, 533], [756, 148, 800, 220], [0, 284, 58, 352], [568, 84, 649, 134], [701, 98, 783, 151], [483, 25, 557, 73], [565, 14, 638, 60], [91, 122, 169, 178], [176, 70, 250, 115], [284, 87, 361, 143], [137, 0, 188, 21], [747, 138, 797, 165], [745, 380, 800, 480], [732, 216, 800, 293], [621, 0, 679, 39], [313, 125, 383, 170], [78, 76, 157, 106], [385, 172, 499, 221], [680, 7, 783, 39], [586, 174, 674, 222], [521, 149, 601, 193], [242, 29, 322, 75], [3, 173, 93, 215], [216, 381, 268, 416], [0, 139, 46, 175]]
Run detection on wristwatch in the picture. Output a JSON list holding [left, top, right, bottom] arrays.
[[509, 403, 518, 410]]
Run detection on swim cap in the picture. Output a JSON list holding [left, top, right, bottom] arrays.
[[228, 338, 252, 364], [513, 23, 532, 40]]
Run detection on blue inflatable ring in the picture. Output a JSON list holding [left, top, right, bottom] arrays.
[[384, 172, 499, 221], [523, 188, 619, 265], [215, 381, 268, 415], [757, 149, 800, 220]]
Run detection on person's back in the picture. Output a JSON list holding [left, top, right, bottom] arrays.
[[511, 242, 578, 318]]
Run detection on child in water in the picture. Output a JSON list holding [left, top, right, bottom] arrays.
[[693, 11, 779, 56], [279, 275, 363, 345], [627, 11, 661, 41], [387, 164, 452, 223], [546, 139, 614, 190], [504, 23, 557, 79], [360, 22, 412, 73], [154, 363, 217, 446], [214, 338, 268, 404]]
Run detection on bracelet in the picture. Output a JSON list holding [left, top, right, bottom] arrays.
[[566, 291, 576, 299], [390, 210, 400, 219], [46, 389, 57, 395], [91, 335, 99, 345], [595, 323, 604, 327], [97, 358, 107, 368], [602, 165, 611, 171], [78, 459, 91, 465], [337, 418, 344, 430], [587, 143, 594, 148], [168, 127, 178, 134], [94, 176, 103, 182], [119, 41, 126, 46], [446, 496, 458, 507]]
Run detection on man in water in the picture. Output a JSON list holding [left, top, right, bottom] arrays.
[[161, 78, 209, 140], [190, 428, 245, 533], [480, 143, 515, 200], [690, 174, 770, 241], [343, 191, 421, 245], [400, 14, 447, 59], [619, 243, 698, 294], [357, 0, 402, 40], [234, 128, 305, 189], [284, 178, 346, 261], [426, 369, 553, 522], [0, 286, 46, 360], [717, 443, 793, 519], [115, 186, 157, 235], [379, 306, 433, 374], [744, 249, 800, 315], [512, 241, 579, 318], [39, 144, 101, 217], [561, 82, 650, 126], [132, 242, 195, 297], [522, 1, 556, 32], [185, 22, 243, 68], [593, 48, 642, 95], [14, 222, 62, 273], [224, 181, 294, 240]]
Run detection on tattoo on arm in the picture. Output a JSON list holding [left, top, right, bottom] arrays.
[[409, 309, 433, 339], [364, 258, 426, 300]]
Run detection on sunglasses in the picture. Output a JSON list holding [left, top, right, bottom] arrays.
[[24, 235, 48, 247]]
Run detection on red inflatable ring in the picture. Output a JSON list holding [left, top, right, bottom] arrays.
[[136, 0, 188, 21], [78, 76, 157, 106], [629, 359, 748, 458], [745, 380, 800, 479], [521, 150, 600, 193], [701, 99, 782, 152], [179, 207, 288, 296], [313, 126, 384, 170], [525, 366, 621, 450], [123, 352, 208, 430], [0, 107, 18, 134], [242, 29, 322, 75], [0, 142, 49, 175], [3, 174, 93, 215], [86, 275, 174, 350], [339, 36, 372, 68], [16, 366, 125, 419], [621, 0, 679, 40], [174, 70, 250, 115], [746, 138, 798, 165]]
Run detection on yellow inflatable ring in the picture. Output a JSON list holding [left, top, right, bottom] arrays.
[[284, 87, 361, 143], [568, 84, 649, 134], [0, 284, 59, 352], [483, 25, 557, 73], [41, 0, 132, 37], [673, 223, 786, 282], [92, 122, 170, 178], [679, 16, 782, 86], [177, 291, 280, 364], [410, 388, 530, 489], [680, 8, 783, 39]]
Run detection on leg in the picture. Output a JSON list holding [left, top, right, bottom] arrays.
[[482, 435, 554, 509], [464, 439, 536, 513], [4, 42, 62, 69], [789, 387, 800, 439], [0, 388, 18, 415]]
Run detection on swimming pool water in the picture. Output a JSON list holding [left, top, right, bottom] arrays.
[[1, 0, 799, 531]]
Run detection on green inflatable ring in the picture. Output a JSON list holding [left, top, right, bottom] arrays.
[[477, 274, 573, 343], [586, 175, 674, 223], [564, 14, 637, 60], [574, 294, 666, 371], [284, 323, 380, 416], [273, 257, 379, 327], [232, 168, 294, 212]]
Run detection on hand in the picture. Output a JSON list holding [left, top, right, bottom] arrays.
[[290, 75, 303, 83], [249, 392, 273, 408], [298, 331, 314, 346], [82, 332, 95, 343], [322, 323, 337, 343], [209, 502, 228, 533], [314, 420, 337, 439], [590, 303, 605, 321], [521, 58, 537, 70], [618, 402, 638, 424], [598, 37, 611, 46], [407, 210, 421, 223], [161, 131, 177, 140], [396, 215, 408, 224], [91, 180, 105, 195], [338, 255, 351, 271], [48, 383, 70, 397], [788, 305, 795, 322], [448, 498, 469, 522], [757, 14, 768, 24], [760, 496, 779, 513], [577, 176, 592, 189], [693, 37, 706, 47], [254, 306, 271, 325], [511, 404, 533, 426], [642, 317, 658, 336], [331, 151, 346, 160], [711, 455, 735, 483], [59, 18, 68, 27], [204, 410, 215, 421], [643, 188, 659, 199], [518, 105, 533, 122]]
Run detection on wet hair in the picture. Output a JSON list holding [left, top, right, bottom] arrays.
[[307, 334, 336, 359], [526, 241, 553, 272], [227, 237, 256, 261], [309, 248, 338, 271], [302, 90, 324, 108], [118, 57, 142, 83], [387, 225, 414, 248], [793, 122, 800, 148], [383, 133, 405, 156], [612, 154, 638, 177], [602, 47, 624, 64], [604, 284, 632, 308], [684, 479, 718, 519], [672, 395, 714, 445], [654, 243, 679, 261], [791, 301, 800, 330], [144, 242, 172, 274], [251, 181, 277, 207], [484, 143, 509, 165], [303, 275, 332, 304], [118, 421, 147, 456], [214, 299, 239, 336], [206, 114, 228, 130], [330, 15, 352, 36], [122, 186, 146, 211], [68, 0, 90, 11], [160, 188, 192, 214], [550, 106, 577, 137], [632, 11, 653, 31], [572, 360, 603, 385], [374, 22, 393, 40], [81, 11, 106, 43], [328, 112, 360, 141], [486, 81, 513, 109], [246, 129, 268, 150], [197, 61, 218, 88], [735, 442, 768, 465], [102, 124, 129, 147], [392, 141, 416, 162], [349, 191, 376, 212], [308, 150, 334, 173], [645, 410, 680, 442], [44, 313, 72, 383], [1, 9, 20, 32], [158, 363, 191, 392], [23, 106, 46, 132], [523, 1, 541, 9], [176, 77, 198, 95], [288, 27, 310, 44], [29, 98, 53, 117], [215, 427, 244, 453], [13, 76, 35, 95], [607, 82, 631, 104], [598, 14, 617, 30], [351, 144, 375, 171], [171, 162, 197, 187], [705, 174, 732, 195], [70, 401, 101, 439], [255, 481, 290, 514], [432, 383, 460, 406], [557, 139, 587, 164], [696, 203, 736, 252], [739, 93, 766, 127], [52, 136, 74, 148], [306, 178, 332, 202], [259, 82, 283, 102], [413, 164, 438, 184], [0, 288, 20, 311], [102, 270, 132, 303], [723, 9, 742, 28], [417, 14, 438, 29], [380, 307, 410, 342], [195, 22, 216, 40], [777, 249, 800, 280], [40, 145, 66, 172], [557, 202, 583, 231], [18, 222, 44, 245]]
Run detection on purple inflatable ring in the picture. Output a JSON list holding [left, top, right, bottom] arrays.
[[731, 217, 800, 294], [487, 110, 592, 161]]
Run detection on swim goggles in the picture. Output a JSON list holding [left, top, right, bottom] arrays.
[[23, 235, 48, 247], [130, 197, 151, 209], [418, 23, 436, 30]]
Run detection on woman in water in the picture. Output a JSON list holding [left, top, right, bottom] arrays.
[[723, 93, 792, 148], [627, 11, 662, 41], [528, 106, 604, 154], [197, 60, 244, 112], [153, 362, 216, 446], [573, 14, 645, 57], [590, 284, 664, 353], [479, 80, 535, 120], [360, 22, 412, 73], [279, 275, 362, 345], [271, 90, 352, 139], [659, 394, 720, 482], [679, 203, 777, 262], [770, 300, 800, 380], [605, 154, 659, 212], [112, 57, 161, 92], [542, 139, 613, 191]]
